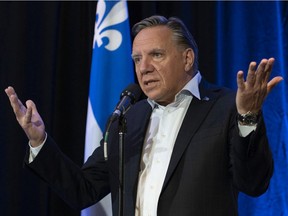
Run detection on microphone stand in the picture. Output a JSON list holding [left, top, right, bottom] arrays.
[[118, 115, 127, 216]]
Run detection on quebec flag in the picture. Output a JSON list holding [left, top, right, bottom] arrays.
[[82, 0, 134, 215]]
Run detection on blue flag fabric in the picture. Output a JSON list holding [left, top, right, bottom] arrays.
[[216, 1, 288, 215], [82, 0, 134, 215]]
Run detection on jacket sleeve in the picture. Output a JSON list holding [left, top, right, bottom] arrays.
[[24, 135, 110, 210], [230, 113, 274, 197]]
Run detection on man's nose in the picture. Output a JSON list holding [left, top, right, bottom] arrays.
[[139, 57, 153, 75]]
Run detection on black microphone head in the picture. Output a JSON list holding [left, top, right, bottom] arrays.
[[120, 83, 143, 104], [108, 83, 143, 124]]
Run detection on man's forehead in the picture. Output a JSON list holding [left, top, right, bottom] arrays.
[[133, 25, 171, 40], [132, 26, 172, 50]]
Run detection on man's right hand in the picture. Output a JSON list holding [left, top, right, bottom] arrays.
[[5, 86, 46, 147]]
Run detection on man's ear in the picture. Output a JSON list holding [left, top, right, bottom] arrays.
[[184, 48, 194, 72]]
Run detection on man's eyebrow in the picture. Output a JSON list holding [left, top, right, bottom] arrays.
[[149, 48, 165, 53], [131, 48, 166, 57], [131, 53, 140, 59]]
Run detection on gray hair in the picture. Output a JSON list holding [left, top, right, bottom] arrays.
[[132, 15, 199, 72]]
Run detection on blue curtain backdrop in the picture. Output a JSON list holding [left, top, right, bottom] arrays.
[[216, 2, 288, 215]]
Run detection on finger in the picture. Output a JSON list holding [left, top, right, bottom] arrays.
[[26, 100, 37, 113], [263, 57, 275, 82], [26, 100, 43, 127], [255, 58, 269, 84], [5, 86, 15, 97], [24, 106, 32, 125], [246, 61, 257, 86], [5, 86, 26, 117], [267, 76, 284, 94], [237, 70, 245, 90]]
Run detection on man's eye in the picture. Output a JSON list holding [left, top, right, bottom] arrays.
[[153, 53, 163, 58], [153, 53, 162, 57], [133, 57, 141, 64]]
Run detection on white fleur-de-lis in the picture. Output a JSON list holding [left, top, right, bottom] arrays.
[[93, 0, 128, 51]]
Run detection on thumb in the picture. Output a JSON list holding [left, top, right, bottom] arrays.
[[26, 100, 38, 115], [267, 76, 283, 94], [24, 100, 38, 124]]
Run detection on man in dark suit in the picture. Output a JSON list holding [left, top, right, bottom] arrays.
[[5, 15, 283, 215]]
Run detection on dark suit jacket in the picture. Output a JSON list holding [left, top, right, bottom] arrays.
[[26, 80, 273, 216]]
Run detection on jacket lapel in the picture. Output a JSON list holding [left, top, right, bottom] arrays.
[[124, 100, 152, 214], [162, 80, 223, 190]]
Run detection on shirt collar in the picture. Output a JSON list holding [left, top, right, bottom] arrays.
[[147, 71, 202, 108]]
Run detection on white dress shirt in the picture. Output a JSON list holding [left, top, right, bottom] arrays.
[[135, 73, 200, 216]]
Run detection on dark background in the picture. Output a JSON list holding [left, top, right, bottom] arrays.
[[0, 1, 287, 216]]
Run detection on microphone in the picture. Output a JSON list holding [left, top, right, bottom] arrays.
[[109, 83, 143, 124], [104, 83, 143, 160]]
